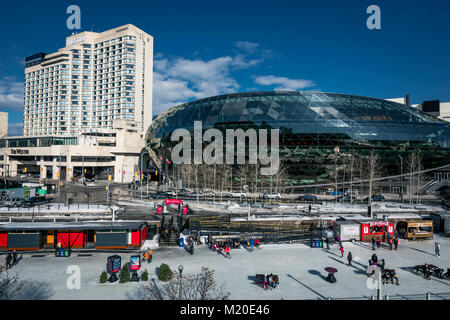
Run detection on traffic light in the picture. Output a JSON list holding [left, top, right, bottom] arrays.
[[24, 167, 27, 173], [105, 186, 108, 191], [108, 175, 112, 181], [84, 169, 87, 173], [57, 172, 60, 178], [155, 170, 158, 176]]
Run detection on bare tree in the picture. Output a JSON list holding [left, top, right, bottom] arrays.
[[145, 267, 230, 300], [0, 265, 23, 300]]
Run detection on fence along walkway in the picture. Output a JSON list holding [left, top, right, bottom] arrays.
[[330, 292, 450, 300]]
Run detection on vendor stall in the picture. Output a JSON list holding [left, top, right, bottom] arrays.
[[396, 220, 433, 240], [358, 220, 394, 242]]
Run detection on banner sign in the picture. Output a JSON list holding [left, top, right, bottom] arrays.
[[129, 255, 140, 271], [165, 199, 182, 205], [368, 221, 389, 227]]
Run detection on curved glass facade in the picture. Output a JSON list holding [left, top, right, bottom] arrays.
[[146, 91, 450, 180]]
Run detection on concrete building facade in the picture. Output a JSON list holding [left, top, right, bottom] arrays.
[[23, 24, 153, 136], [0, 119, 146, 183]]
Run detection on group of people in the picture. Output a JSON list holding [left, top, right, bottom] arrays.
[[4, 250, 18, 269], [248, 238, 260, 252], [142, 248, 153, 264], [209, 240, 231, 259], [261, 273, 279, 290], [371, 234, 399, 251]]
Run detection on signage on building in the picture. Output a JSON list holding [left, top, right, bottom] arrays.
[[67, 35, 85, 46], [165, 199, 181, 206], [11, 149, 29, 155], [368, 221, 389, 227]]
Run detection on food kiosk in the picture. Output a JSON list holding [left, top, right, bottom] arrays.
[[396, 220, 433, 240], [358, 220, 395, 242]]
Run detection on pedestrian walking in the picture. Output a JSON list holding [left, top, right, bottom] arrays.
[[308, 204, 311, 213], [337, 236, 342, 247], [249, 238, 255, 252], [347, 252, 353, 266], [435, 241, 440, 257], [389, 238, 393, 250], [224, 245, 231, 259], [371, 237, 376, 250], [339, 245, 344, 258], [394, 237, 399, 250], [382, 232, 386, 242], [5, 253, 12, 269], [380, 259, 385, 271], [12, 250, 17, 265], [325, 237, 330, 250], [376, 237, 381, 248]]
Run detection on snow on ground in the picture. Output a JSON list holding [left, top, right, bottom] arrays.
[[3, 234, 450, 300]]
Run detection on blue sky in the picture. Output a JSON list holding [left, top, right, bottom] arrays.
[[1, 0, 449, 135]]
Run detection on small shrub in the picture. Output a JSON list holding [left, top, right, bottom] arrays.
[[119, 263, 131, 283], [99, 271, 108, 284], [158, 263, 173, 282], [141, 269, 149, 281]]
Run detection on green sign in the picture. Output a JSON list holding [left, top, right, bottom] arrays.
[[37, 188, 47, 195]]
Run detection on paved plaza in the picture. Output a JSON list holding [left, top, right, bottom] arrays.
[[2, 234, 450, 300]]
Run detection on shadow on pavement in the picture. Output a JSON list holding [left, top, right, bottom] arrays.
[[125, 284, 150, 300], [408, 247, 436, 257], [18, 280, 54, 300], [327, 256, 366, 273], [287, 274, 326, 299]]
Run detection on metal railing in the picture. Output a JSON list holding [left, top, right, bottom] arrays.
[[329, 291, 450, 300]]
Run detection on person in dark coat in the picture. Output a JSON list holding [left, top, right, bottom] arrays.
[[388, 238, 393, 250], [5, 253, 12, 269], [347, 252, 353, 266], [12, 250, 17, 265], [325, 237, 330, 250], [371, 237, 376, 250], [371, 253, 378, 265], [394, 237, 399, 250], [376, 237, 381, 248]]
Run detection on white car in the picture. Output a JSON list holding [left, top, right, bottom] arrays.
[[263, 192, 281, 200], [228, 191, 247, 198]]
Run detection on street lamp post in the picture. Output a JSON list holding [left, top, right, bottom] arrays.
[[178, 265, 184, 300], [333, 146, 340, 203], [140, 150, 149, 201], [57, 150, 68, 197], [397, 155, 403, 202]]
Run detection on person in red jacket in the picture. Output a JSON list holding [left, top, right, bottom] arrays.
[[224, 245, 231, 259], [339, 245, 344, 258]]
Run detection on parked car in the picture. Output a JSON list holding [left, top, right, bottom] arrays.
[[187, 191, 204, 198], [20, 196, 48, 207], [336, 195, 357, 202], [202, 190, 216, 197], [163, 190, 176, 197], [228, 191, 247, 198], [327, 190, 343, 196], [297, 195, 317, 201], [364, 195, 385, 202], [5, 198, 23, 207], [84, 173, 95, 183], [263, 192, 281, 200]]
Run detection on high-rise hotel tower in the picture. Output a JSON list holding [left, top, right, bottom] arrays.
[[23, 24, 153, 136]]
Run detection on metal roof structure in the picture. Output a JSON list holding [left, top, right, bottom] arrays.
[[0, 220, 145, 231]]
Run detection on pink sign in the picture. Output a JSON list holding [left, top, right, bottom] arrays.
[[165, 199, 182, 205]]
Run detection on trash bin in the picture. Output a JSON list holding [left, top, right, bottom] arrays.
[[60, 248, 65, 257], [178, 238, 184, 247], [55, 249, 60, 257], [64, 249, 70, 257]]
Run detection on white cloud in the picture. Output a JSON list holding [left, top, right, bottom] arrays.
[[153, 54, 261, 115], [0, 77, 23, 111], [235, 41, 260, 53], [254, 75, 316, 91]]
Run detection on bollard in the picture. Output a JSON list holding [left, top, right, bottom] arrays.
[[370, 296, 374, 300], [385, 295, 389, 300], [328, 297, 332, 300], [426, 292, 431, 300]]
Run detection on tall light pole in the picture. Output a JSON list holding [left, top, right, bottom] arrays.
[[397, 155, 403, 202], [333, 146, 340, 203], [140, 150, 149, 200], [57, 150, 69, 197]]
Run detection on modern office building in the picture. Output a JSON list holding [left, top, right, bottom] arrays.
[[0, 119, 144, 183], [413, 100, 450, 122], [145, 91, 450, 184], [23, 24, 153, 136]]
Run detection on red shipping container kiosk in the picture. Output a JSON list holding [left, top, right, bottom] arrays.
[[359, 220, 394, 242]]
